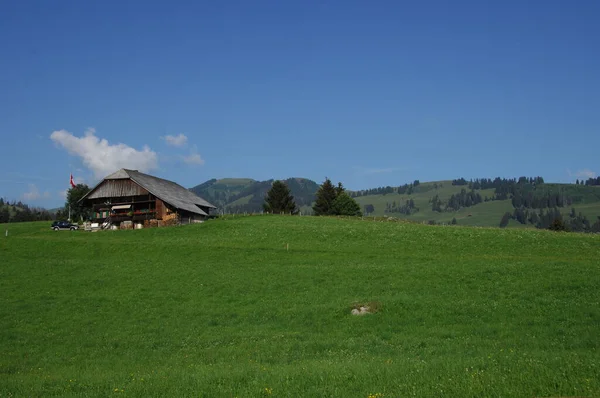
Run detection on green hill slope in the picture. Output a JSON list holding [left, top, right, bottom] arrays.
[[351, 180, 507, 225], [352, 180, 600, 229], [189, 177, 600, 230], [1, 217, 599, 396]]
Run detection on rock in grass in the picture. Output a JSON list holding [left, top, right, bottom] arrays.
[[351, 305, 373, 316]]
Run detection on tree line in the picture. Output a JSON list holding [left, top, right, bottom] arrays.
[[453, 176, 545, 189], [350, 180, 421, 198], [350, 186, 395, 197], [0, 198, 54, 224], [499, 206, 600, 233], [509, 191, 571, 209], [452, 176, 593, 211], [576, 177, 600, 186]]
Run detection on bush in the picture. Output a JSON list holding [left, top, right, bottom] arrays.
[[548, 218, 569, 232], [331, 192, 362, 217]]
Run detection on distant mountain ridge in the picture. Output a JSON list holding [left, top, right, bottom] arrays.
[[189, 177, 600, 231], [189, 178, 319, 214]]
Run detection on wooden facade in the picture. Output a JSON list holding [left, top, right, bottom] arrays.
[[88, 191, 161, 223], [86, 179, 169, 223]]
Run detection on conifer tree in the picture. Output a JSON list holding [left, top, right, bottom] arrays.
[[335, 182, 345, 197], [313, 178, 338, 216], [499, 212, 511, 228], [263, 180, 297, 214], [313, 178, 362, 216]]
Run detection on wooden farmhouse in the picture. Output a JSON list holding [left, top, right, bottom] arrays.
[[79, 169, 216, 228]]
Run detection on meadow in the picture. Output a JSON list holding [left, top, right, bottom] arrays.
[[1, 216, 599, 397]]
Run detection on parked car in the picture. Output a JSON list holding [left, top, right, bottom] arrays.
[[51, 221, 79, 231]]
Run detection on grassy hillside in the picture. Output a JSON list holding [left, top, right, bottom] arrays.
[[1, 218, 599, 396], [352, 181, 600, 228], [353, 181, 500, 224]]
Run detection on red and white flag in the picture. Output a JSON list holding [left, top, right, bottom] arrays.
[[70, 174, 76, 188]]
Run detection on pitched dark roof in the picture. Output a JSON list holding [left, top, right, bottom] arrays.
[[81, 169, 215, 216]]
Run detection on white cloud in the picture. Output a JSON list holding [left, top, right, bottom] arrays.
[[574, 169, 596, 179], [58, 190, 68, 199], [23, 184, 50, 201], [162, 133, 188, 147], [183, 153, 205, 165], [181, 144, 205, 166], [50, 128, 159, 179]]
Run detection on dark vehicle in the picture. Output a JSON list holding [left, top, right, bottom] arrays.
[[51, 221, 78, 231]]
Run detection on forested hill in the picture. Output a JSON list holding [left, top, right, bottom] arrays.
[[189, 178, 319, 214], [189, 176, 600, 231], [0, 198, 53, 223], [349, 177, 600, 231]]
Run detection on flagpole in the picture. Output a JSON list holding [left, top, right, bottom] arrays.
[[68, 172, 72, 221]]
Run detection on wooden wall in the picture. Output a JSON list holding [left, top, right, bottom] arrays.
[[156, 199, 165, 220]]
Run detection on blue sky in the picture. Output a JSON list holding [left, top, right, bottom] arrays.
[[1, 0, 599, 208]]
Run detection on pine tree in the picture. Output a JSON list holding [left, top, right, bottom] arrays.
[[263, 180, 297, 214], [313, 178, 338, 216], [335, 182, 345, 197], [499, 212, 511, 228]]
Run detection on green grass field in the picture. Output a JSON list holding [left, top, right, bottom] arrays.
[[1, 217, 599, 397]]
